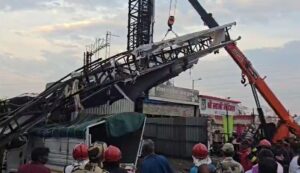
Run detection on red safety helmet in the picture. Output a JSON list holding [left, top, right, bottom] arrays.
[[258, 139, 272, 148], [104, 145, 122, 162], [192, 143, 208, 159], [73, 144, 89, 161]]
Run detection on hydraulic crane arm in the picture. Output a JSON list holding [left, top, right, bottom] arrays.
[[188, 0, 300, 141]]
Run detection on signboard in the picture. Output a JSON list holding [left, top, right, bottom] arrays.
[[148, 84, 199, 105], [143, 103, 194, 117], [199, 95, 240, 116]]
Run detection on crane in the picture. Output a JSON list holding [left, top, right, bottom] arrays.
[[1, 0, 295, 150], [187, 0, 300, 142]]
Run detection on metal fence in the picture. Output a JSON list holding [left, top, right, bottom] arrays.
[[82, 99, 134, 115], [144, 117, 208, 158]]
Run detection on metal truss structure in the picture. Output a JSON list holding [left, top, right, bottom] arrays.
[[84, 38, 108, 74], [127, 0, 154, 50], [0, 23, 238, 147]]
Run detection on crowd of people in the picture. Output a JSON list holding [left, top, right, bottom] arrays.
[[189, 138, 300, 173], [17, 142, 127, 173], [16, 138, 300, 173]]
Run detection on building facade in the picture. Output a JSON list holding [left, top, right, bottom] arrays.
[[143, 84, 199, 117], [199, 95, 254, 144], [199, 95, 241, 116]]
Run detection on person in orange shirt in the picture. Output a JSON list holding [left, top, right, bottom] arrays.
[[17, 147, 51, 173]]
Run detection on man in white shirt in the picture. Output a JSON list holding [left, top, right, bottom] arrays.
[[289, 155, 300, 173]]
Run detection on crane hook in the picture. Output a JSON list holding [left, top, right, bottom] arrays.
[[168, 16, 175, 31], [162, 0, 178, 41]]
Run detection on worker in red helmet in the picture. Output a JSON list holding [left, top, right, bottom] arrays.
[[103, 145, 127, 173], [251, 139, 272, 165], [64, 144, 89, 173], [258, 139, 272, 149], [190, 143, 216, 173]]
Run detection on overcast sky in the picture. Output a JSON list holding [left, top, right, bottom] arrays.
[[0, 0, 300, 114]]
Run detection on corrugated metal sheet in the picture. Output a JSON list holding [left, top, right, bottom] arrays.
[[30, 137, 85, 166], [82, 99, 134, 115], [184, 117, 208, 157], [144, 117, 208, 158]]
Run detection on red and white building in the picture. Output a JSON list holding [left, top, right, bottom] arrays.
[[199, 95, 254, 143], [199, 95, 241, 116]]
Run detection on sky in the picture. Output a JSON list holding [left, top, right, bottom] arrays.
[[0, 0, 300, 114]]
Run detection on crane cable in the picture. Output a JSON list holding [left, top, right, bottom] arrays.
[[162, 0, 178, 40], [169, 0, 177, 17]]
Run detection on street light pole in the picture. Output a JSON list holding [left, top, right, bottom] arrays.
[[192, 80, 195, 90], [192, 78, 202, 90]]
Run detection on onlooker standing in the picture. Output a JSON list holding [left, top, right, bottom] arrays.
[[246, 148, 283, 173], [64, 144, 89, 173], [103, 145, 127, 173], [190, 143, 216, 173], [273, 142, 290, 173], [17, 147, 51, 173], [258, 157, 278, 173], [140, 139, 174, 173], [239, 140, 253, 172], [289, 154, 300, 173], [216, 143, 244, 173], [72, 142, 108, 173]]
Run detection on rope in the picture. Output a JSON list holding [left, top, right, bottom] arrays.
[[169, 0, 172, 16], [173, 0, 177, 16], [168, 0, 177, 16], [161, 29, 179, 41]]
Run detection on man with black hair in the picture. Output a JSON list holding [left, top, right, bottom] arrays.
[[258, 157, 278, 173], [246, 148, 283, 173], [17, 147, 50, 173], [140, 139, 174, 173], [273, 142, 290, 173], [217, 143, 244, 173], [289, 145, 300, 173]]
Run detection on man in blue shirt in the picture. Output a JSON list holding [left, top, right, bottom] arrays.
[[140, 139, 174, 173]]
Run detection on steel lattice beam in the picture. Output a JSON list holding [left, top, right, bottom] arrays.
[[0, 23, 238, 147], [127, 0, 154, 50]]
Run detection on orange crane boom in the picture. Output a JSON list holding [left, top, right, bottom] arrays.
[[225, 43, 300, 141], [188, 0, 300, 141]]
